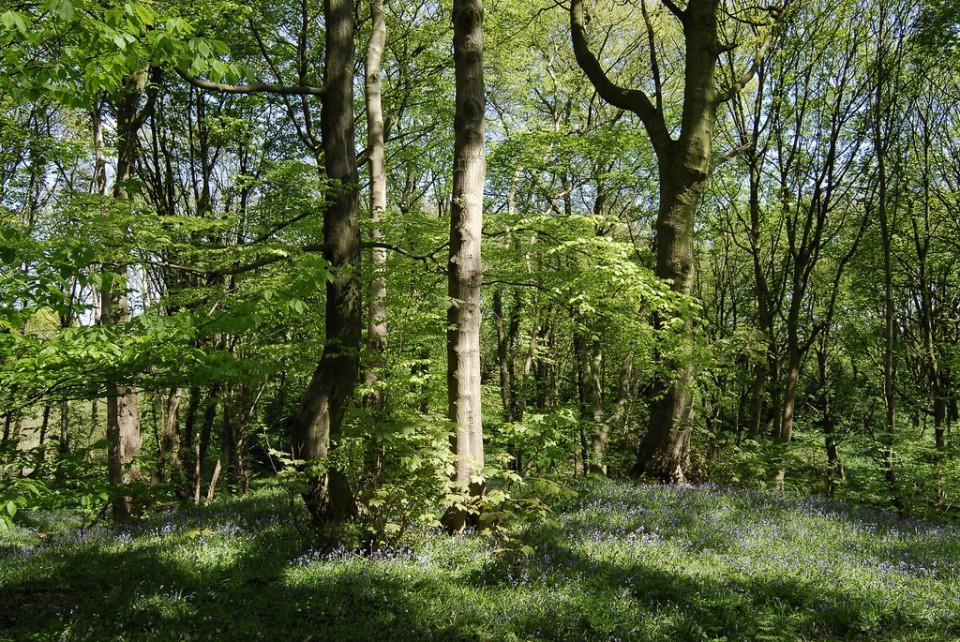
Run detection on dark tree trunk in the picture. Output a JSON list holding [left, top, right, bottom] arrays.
[[571, 0, 731, 482], [290, 0, 361, 524], [58, 400, 69, 454], [193, 384, 221, 506], [155, 387, 181, 484]]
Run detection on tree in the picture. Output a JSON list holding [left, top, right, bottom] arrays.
[[443, 0, 487, 532], [570, 0, 788, 481], [289, 0, 361, 523]]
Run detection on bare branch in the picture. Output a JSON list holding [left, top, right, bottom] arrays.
[[175, 68, 325, 97], [716, 2, 792, 104], [640, 0, 664, 113], [569, 0, 670, 153], [659, 0, 685, 21]]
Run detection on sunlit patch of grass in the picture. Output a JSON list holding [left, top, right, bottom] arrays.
[[2, 481, 958, 640]]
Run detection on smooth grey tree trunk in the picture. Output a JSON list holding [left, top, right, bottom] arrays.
[[443, 0, 486, 533], [364, 0, 388, 402]]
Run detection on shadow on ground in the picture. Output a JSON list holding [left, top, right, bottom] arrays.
[[2, 484, 958, 641]]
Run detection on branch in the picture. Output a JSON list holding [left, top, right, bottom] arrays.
[[718, 2, 795, 104], [482, 279, 544, 289], [659, 0, 685, 21], [175, 68, 325, 96], [569, 0, 670, 153], [713, 141, 755, 168], [131, 67, 162, 131], [641, 0, 664, 114], [361, 240, 449, 269]]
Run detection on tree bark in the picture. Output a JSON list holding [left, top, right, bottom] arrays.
[[493, 289, 521, 422], [364, 0, 388, 406], [155, 387, 181, 484], [58, 399, 69, 454], [585, 334, 607, 475], [871, 1, 900, 505], [290, 0, 361, 524], [193, 383, 220, 506], [101, 72, 149, 520], [443, 0, 486, 533]]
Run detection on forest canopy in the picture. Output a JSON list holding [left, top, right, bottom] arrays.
[[2, 0, 960, 539]]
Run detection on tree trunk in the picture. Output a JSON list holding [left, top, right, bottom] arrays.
[[816, 348, 844, 496], [934, 392, 947, 451], [585, 337, 607, 475], [934, 389, 947, 505], [102, 71, 148, 520], [58, 400, 69, 454], [364, 0, 388, 406], [773, 345, 801, 490], [493, 288, 521, 422], [871, 7, 899, 505], [571, 0, 721, 482], [193, 384, 220, 506], [634, 162, 708, 481], [155, 387, 181, 484], [180, 386, 201, 495], [443, 0, 486, 533], [290, 0, 361, 524], [33, 405, 51, 469], [747, 362, 765, 440]]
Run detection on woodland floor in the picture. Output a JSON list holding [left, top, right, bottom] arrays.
[[1, 481, 959, 641]]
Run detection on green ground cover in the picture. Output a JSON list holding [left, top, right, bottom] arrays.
[[2, 481, 958, 641]]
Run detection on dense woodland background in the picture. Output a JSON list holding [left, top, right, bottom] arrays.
[[2, 0, 960, 541]]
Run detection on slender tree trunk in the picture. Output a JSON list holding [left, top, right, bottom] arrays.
[[222, 386, 236, 492], [290, 0, 361, 524], [193, 384, 220, 506], [934, 385, 947, 505], [102, 72, 148, 520], [816, 348, 844, 496], [155, 387, 181, 484], [181, 386, 201, 494], [58, 400, 69, 454], [871, 7, 899, 504], [364, 0, 388, 406], [33, 405, 51, 469], [205, 458, 222, 504], [573, 327, 591, 476], [746, 150, 776, 441], [493, 288, 520, 422], [443, 0, 486, 533], [585, 337, 607, 475], [934, 391, 947, 451], [534, 316, 552, 411], [747, 363, 765, 440]]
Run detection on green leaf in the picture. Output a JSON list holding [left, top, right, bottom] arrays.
[[44, 0, 74, 21], [1, 10, 29, 34]]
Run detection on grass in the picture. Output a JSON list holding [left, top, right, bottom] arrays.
[[1, 480, 959, 641]]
